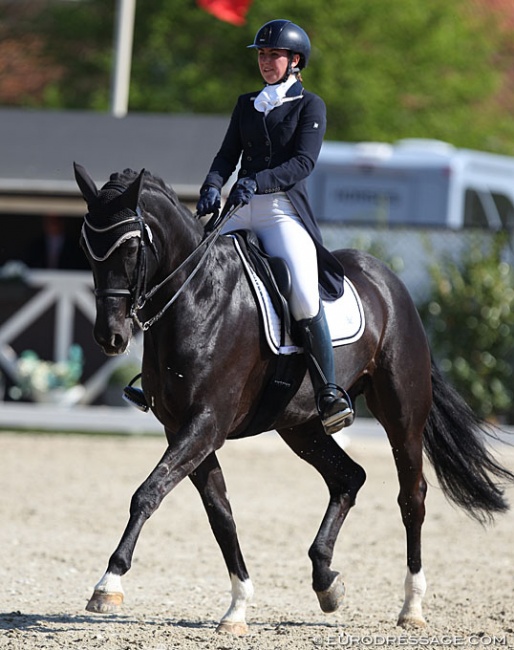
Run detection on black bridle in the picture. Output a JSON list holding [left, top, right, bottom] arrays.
[[83, 202, 240, 331], [82, 206, 154, 309]]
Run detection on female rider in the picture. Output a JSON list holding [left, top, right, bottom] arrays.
[[196, 19, 354, 435]]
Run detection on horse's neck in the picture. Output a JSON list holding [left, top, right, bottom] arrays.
[[151, 206, 203, 279]]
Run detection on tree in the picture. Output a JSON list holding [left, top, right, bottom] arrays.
[[0, 0, 62, 104], [8, 0, 514, 151]]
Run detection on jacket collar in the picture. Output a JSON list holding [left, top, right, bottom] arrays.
[[285, 79, 304, 99]]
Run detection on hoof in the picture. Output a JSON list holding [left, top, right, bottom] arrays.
[[397, 612, 427, 629], [216, 621, 249, 635], [86, 590, 124, 614], [315, 573, 346, 613]]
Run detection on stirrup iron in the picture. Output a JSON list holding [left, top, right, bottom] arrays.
[[122, 373, 149, 412], [317, 384, 354, 435]]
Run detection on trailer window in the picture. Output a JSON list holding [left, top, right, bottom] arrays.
[[463, 190, 490, 228], [464, 190, 514, 230], [493, 192, 514, 229]]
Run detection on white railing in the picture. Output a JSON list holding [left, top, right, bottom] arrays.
[[0, 269, 142, 405]]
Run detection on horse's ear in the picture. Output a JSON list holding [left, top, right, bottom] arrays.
[[73, 162, 99, 204], [120, 169, 145, 211]]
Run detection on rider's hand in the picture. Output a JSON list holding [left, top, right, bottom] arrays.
[[226, 177, 257, 211], [196, 185, 221, 217]]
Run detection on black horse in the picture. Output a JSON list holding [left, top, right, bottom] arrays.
[[74, 163, 513, 634]]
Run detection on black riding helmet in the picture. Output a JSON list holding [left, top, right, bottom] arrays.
[[247, 19, 311, 70]]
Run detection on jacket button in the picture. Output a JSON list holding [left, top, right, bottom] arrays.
[[264, 156, 270, 162], [246, 155, 252, 161]]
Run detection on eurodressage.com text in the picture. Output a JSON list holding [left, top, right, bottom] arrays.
[[310, 633, 513, 647]]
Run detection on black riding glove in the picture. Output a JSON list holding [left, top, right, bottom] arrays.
[[196, 185, 221, 217], [226, 177, 257, 211]]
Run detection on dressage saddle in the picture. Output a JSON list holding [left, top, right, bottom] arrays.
[[123, 231, 299, 421]]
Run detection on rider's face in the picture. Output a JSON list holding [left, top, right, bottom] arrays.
[[257, 48, 300, 84]]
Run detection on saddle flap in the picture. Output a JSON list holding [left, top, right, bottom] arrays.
[[229, 230, 292, 342], [230, 233, 366, 356]]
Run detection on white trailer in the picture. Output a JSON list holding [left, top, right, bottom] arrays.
[[309, 139, 514, 229]]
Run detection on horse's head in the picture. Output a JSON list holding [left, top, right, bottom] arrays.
[[74, 162, 149, 355]]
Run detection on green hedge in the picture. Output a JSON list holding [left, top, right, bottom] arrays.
[[418, 233, 514, 423]]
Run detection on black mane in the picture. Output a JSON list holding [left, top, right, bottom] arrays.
[[107, 168, 190, 216], [88, 168, 193, 228]]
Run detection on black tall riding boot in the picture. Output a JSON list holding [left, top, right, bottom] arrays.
[[298, 304, 354, 435]]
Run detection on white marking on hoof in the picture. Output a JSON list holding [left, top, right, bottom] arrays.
[[315, 573, 346, 613], [86, 590, 124, 613], [398, 613, 427, 629], [86, 572, 125, 614], [398, 568, 427, 628], [217, 574, 253, 634], [216, 621, 249, 635]]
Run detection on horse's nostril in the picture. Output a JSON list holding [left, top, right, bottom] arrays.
[[111, 333, 125, 349], [93, 323, 128, 353]]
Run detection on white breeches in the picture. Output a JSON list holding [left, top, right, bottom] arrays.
[[221, 192, 320, 321]]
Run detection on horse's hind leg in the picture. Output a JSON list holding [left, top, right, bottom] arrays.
[[366, 367, 430, 628], [278, 423, 366, 614], [391, 435, 428, 628], [188, 453, 253, 635]]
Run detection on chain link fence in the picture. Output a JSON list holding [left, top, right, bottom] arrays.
[[321, 225, 514, 305]]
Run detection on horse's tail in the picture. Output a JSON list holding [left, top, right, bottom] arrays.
[[423, 359, 514, 523]]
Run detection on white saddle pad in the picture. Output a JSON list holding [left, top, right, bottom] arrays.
[[232, 236, 366, 355]]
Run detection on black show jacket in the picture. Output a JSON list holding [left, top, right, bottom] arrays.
[[204, 80, 345, 301]]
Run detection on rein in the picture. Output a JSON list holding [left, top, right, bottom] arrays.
[[132, 205, 238, 331]]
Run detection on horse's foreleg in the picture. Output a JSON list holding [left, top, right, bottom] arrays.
[[86, 491, 155, 614], [86, 571, 124, 613], [278, 426, 366, 614], [189, 453, 253, 635], [86, 428, 214, 614]]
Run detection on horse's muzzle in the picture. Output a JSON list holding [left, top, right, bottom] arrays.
[[94, 317, 133, 356]]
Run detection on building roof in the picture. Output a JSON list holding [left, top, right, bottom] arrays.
[[0, 107, 230, 213]]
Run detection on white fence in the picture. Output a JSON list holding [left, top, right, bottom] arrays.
[[0, 268, 142, 405]]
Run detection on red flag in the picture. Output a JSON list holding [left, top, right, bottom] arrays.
[[197, 0, 251, 25]]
